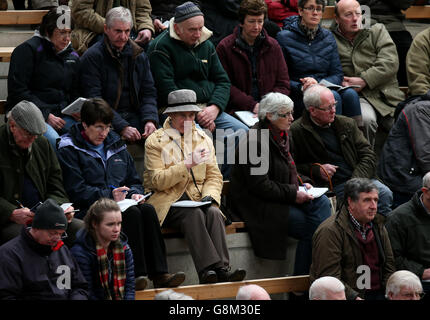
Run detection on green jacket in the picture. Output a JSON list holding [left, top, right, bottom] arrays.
[[310, 206, 395, 300], [386, 190, 430, 278], [406, 27, 430, 96], [331, 23, 404, 117], [290, 112, 376, 187], [71, 0, 154, 55], [0, 124, 69, 228], [147, 19, 231, 112]]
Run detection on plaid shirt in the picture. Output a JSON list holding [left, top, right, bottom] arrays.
[[348, 211, 373, 240]]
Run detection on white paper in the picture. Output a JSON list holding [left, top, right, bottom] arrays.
[[234, 111, 259, 128], [171, 200, 212, 208], [319, 79, 360, 92], [299, 186, 328, 198], [60, 203, 73, 211], [116, 193, 152, 212], [61, 97, 87, 115]]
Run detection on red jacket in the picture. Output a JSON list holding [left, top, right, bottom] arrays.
[[265, 0, 299, 27], [216, 27, 290, 114]]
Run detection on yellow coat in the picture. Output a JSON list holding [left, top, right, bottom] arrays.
[[144, 118, 223, 226]]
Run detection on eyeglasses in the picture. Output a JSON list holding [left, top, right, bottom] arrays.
[[400, 291, 425, 299], [303, 6, 324, 13], [92, 124, 112, 133], [47, 230, 68, 240], [312, 102, 337, 112], [277, 111, 294, 118]]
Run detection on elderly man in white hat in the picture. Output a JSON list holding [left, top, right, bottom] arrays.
[[0, 100, 83, 247], [144, 89, 246, 284]]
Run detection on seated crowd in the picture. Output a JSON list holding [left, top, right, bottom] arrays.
[[1, 0, 430, 301]]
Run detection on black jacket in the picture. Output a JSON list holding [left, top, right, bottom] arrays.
[[0, 228, 88, 300], [79, 37, 159, 133], [386, 190, 430, 278], [6, 33, 80, 120], [378, 93, 430, 195]]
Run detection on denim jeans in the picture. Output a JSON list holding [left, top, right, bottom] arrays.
[[44, 115, 77, 150], [287, 195, 331, 275], [332, 88, 362, 118], [334, 179, 393, 216]]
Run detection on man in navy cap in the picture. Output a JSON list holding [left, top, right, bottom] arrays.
[[0, 100, 83, 246], [0, 199, 88, 300]]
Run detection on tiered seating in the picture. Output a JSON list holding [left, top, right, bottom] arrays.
[[135, 275, 310, 300]]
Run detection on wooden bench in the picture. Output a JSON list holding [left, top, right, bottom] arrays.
[[135, 275, 310, 300]]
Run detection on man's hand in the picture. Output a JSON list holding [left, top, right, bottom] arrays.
[[422, 268, 430, 280], [10, 208, 34, 225], [153, 19, 168, 34], [142, 122, 156, 139], [112, 186, 130, 202], [196, 105, 219, 131], [320, 164, 338, 181], [121, 126, 142, 141], [300, 77, 318, 91], [253, 103, 259, 116], [185, 148, 210, 170], [135, 29, 152, 45], [342, 76, 367, 92], [47, 114, 65, 131], [64, 205, 75, 223], [295, 190, 314, 204]]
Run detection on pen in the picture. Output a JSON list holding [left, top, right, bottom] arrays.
[[109, 185, 128, 193], [65, 209, 80, 213], [302, 185, 308, 193], [16, 200, 25, 208]]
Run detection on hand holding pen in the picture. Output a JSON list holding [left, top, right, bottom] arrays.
[[296, 183, 314, 204], [110, 185, 130, 202], [11, 200, 34, 225]]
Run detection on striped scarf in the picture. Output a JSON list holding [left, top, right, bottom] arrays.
[[96, 240, 126, 300]]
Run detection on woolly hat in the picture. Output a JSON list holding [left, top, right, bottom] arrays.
[[174, 2, 203, 23], [10, 100, 47, 135], [32, 199, 68, 230]]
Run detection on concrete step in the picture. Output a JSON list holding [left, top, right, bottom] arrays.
[[0, 28, 34, 47], [144, 232, 298, 290]]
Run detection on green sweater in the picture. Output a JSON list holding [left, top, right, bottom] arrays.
[[147, 20, 231, 112], [0, 125, 69, 228]]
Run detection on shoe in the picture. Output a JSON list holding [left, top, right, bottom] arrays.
[[135, 276, 148, 291], [216, 267, 246, 282], [151, 272, 186, 288], [198, 269, 218, 284]]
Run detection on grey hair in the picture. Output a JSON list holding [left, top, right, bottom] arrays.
[[105, 6, 133, 29], [385, 270, 423, 298], [303, 84, 331, 110], [258, 92, 294, 121], [154, 289, 194, 300], [309, 276, 345, 300], [423, 171, 430, 188], [344, 178, 378, 202]]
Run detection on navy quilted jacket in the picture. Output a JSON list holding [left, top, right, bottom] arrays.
[[276, 15, 344, 95]]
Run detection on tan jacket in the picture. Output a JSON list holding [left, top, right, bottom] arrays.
[[71, 0, 154, 55], [143, 118, 223, 225], [331, 23, 404, 117]]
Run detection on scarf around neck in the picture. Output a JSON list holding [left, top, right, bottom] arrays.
[[96, 239, 126, 300]]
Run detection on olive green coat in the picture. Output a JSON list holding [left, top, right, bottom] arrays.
[[71, 0, 154, 55], [331, 23, 404, 117], [406, 27, 430, 96]]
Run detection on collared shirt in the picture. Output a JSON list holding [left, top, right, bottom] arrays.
[[348, 211, 373, 240]]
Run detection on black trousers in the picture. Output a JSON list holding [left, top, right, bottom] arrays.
[[389, 30, 413, 87], [12, 0, 32, 9], [121, 203, 168, 277]]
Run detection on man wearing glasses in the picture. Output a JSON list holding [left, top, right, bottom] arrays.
[[290, 84, 393, 216], [0, 101, 84, 247], [386, 172, 430, 300], [0, 199, 88, 300]]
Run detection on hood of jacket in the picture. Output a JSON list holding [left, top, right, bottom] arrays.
[[167, 17, 213, 47]]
